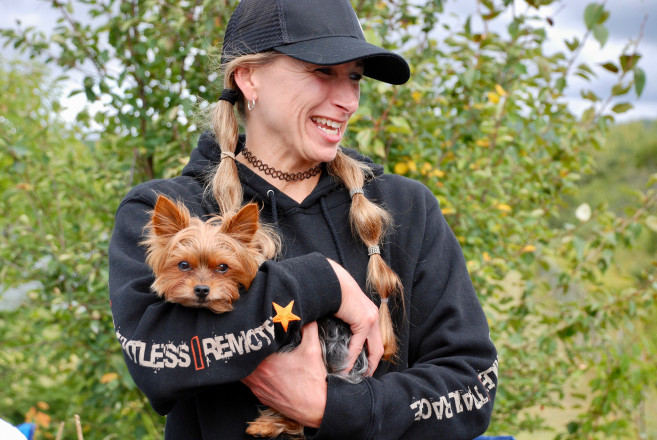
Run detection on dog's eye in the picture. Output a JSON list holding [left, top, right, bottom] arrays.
[[216, 263, 229, 274], [178, 261, 192, 271]]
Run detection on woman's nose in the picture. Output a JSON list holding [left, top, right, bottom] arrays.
[[331, 77, 360, 114]]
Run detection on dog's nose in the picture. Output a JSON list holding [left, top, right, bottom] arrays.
[[194, 285, 210, 299]]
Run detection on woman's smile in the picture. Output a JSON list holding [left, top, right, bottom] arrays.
[[310, 116, 342, 137]]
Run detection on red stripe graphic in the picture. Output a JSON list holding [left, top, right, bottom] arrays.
[[191, 336, 205, 370]]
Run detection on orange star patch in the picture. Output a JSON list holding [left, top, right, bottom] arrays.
[[272, 300, 301, 332]]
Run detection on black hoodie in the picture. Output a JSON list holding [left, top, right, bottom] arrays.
[[109, 133, 498, 439]]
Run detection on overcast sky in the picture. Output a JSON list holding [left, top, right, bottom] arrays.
[[1, 0, 655, 122]]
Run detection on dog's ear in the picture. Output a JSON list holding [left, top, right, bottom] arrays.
[[152, 195, 190, 237], [222, 203, 260, 244]]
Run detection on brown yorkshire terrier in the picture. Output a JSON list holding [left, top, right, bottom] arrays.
[[141, 194, 263, 314], [142, 195, 367, 439]]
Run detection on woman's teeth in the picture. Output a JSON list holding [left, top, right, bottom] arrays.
[[311, 116, 341, 136]]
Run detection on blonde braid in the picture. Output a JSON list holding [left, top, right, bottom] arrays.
[[209, 52, 281, 260], [211, 78, 242, 216], [328, 150, 404, 360]]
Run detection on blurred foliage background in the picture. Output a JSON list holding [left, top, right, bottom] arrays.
[[1, 0, 655, 439]]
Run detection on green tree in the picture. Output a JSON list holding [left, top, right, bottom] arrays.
[[568, 120, 657, 276], [0, 57, 162, 439], [347, 2, 656, 437], [1, 1, 655, 438], [575, 120, 657, 216]]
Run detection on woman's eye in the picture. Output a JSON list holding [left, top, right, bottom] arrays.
[[178, 261, 192, 271], [315, 68, 332, 75], [216, 264, 229, 274], [350, 72, 363, 81]]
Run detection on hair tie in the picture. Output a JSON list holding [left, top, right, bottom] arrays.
[[219, 89, 239, 105], [381, 298, 389, 304], [367, 245, 380, 256], [349, 187, 364, 198], [221, 151, 236, 161]]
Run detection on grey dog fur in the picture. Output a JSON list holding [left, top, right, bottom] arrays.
[[284, 317, 368, 384]]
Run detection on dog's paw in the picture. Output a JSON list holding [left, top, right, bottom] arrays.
[[246, 408, 304, 439]]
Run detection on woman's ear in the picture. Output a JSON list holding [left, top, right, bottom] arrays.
[[233, 65, 258, 102]]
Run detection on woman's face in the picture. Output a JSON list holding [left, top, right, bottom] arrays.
[[239, 55, 363, 169]]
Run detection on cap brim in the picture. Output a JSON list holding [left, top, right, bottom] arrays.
[[274, 36, 410, 85]]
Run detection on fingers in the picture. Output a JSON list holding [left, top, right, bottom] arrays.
[[345, 314, 383, 375], [300, 321, 319, 345], [344, 306, 382, 374], [242, 321, 327, 428], [365, 322, 384, 375], [327, 259, 383, 375]]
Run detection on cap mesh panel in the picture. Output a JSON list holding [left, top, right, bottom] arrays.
[[223, 0, 285, 58]]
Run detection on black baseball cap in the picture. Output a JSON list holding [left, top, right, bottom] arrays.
[[221, 0, 411, 85]]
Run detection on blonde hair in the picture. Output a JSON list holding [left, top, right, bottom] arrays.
[[210, 51, 280, 217], [210, 52, 403, 360]]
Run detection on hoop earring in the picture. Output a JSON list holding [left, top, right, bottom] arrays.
[[247, 98, 256, 111]]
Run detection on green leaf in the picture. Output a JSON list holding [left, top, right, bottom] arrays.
[[83, 76, 96, 101], [600, 62, 619, 73], [620, 53, 641, 72], [99, 81, 110, 94], [462, 69, 476, 88], [372, 138, 385, 159], [611, 82, 631, 96], [592, 24, 609, 47], [556, 77, 567, 93], [633, 67, 646, 96], [508, 19, 520, 39], [611, 102, 633, 113], [584, 3, 604, 30], [573, 235, 586, 259], [464, 16, 472, 37], [565, 37, 579, 52], [577, 63, 595, 75], [580, 90, 599, 102], [647, 173, 657, 187], [8, 145, 29, 158], [167, 105, 180, 122], [645, 216, 657, 233], [355, 128, 373, 149], [389, 116, 411, 132]]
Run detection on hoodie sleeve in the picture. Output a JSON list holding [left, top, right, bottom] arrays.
[[108, 188, 342, 415], [307, 187, 498, 440]]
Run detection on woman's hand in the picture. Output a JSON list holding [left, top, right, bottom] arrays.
[[327, 259, 383, 375], [242, 322, 328, 428]]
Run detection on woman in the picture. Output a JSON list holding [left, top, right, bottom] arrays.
[[109, 0, 499, 438]]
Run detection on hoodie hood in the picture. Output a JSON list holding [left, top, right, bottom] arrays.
[[182, 131, 384, 215]]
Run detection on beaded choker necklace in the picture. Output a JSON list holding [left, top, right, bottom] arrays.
[[241, 147, 322, 182]]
